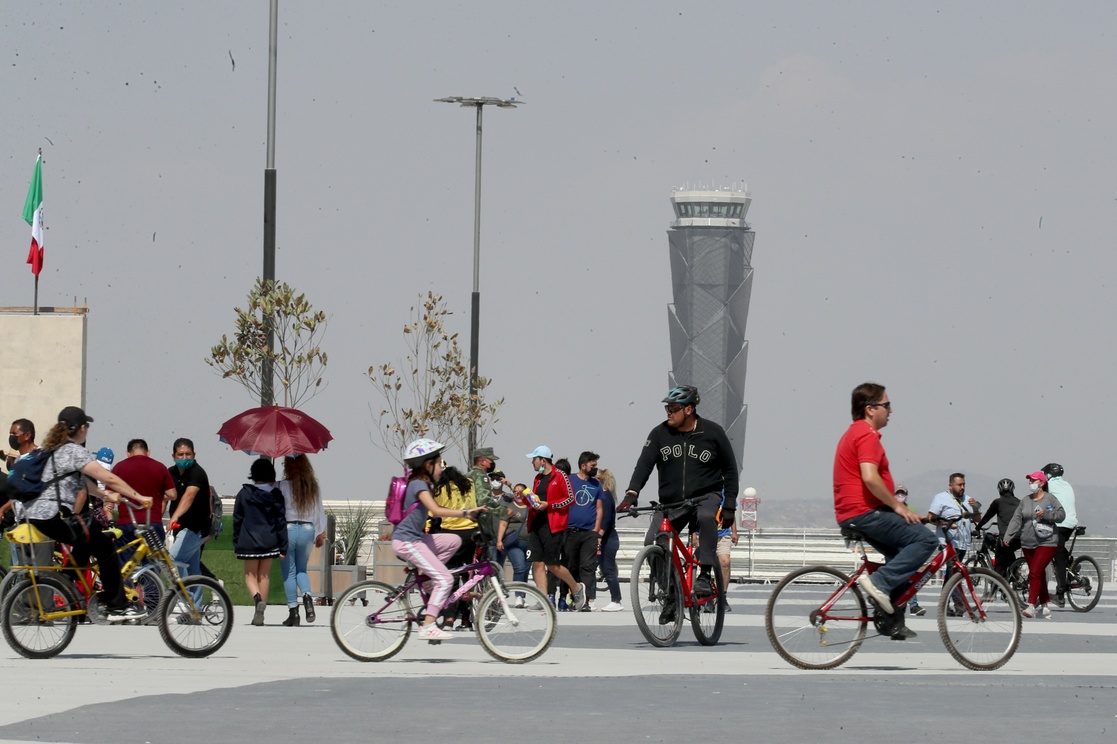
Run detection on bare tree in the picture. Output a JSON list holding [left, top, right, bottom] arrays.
[[206, 278, 328, 408], [369, 292, 502, 466]]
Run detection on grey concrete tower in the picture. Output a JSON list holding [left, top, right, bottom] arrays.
[[666, 188, 753, 470]]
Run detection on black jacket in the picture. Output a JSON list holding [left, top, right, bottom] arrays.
[[232, 483, 288, 556], [977, 493, 1021, 536], [626, 416, 739, 507]]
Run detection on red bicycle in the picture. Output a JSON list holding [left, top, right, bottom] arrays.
[[765, 517, 1022, 671], [623, 497, 726, 647]]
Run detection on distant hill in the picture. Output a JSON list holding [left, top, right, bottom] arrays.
[[759, 471, 1115, 537]]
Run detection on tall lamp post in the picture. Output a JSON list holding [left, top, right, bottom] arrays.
[[434, 96, 521, 456], [261, 0, 279, 407]]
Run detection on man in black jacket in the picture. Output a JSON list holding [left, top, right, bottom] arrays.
[[620, 386, 738, 597]]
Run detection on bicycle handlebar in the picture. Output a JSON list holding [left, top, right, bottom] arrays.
[[619, 496, 711, 519]]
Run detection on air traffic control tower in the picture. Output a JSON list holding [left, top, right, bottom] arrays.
[[666, 188, 754, 469]]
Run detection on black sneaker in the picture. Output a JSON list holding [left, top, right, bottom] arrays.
[[693, 575, 714, 597], [106, 605, 147, 623], [890, 625, 918, 641], [1053, 593, 1065, 608], [909, 604, 927, 616], [658, 603, 677, 625]]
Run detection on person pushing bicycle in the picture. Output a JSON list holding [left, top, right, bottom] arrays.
[[620, 386, 737, 600]]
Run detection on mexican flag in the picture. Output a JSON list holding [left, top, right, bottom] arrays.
[[22, 155, 43, 277]]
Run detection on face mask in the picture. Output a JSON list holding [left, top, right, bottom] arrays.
[[586, 466, 598, 478], [176, 458, 195, 470], [8, 435, 19, 450], [485, 462, 496, 474], [537, 464, 545, 474], [1029, 482, 1040, 493]]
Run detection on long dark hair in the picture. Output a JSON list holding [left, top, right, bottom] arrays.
[[435, 465, 472, 497]]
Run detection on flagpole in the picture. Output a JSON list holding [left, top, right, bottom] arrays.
[[32, 149, 42, 316]]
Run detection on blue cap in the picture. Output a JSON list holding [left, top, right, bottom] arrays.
[[526, 445, 553, 460], [95, 447, 114, 465]]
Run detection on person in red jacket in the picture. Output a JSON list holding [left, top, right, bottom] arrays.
[[525, 445, 585, 610]]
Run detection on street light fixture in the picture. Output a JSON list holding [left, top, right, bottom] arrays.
[[435, 95, 522, 456]]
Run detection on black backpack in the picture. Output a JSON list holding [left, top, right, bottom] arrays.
[[7, 450, 79, 502]]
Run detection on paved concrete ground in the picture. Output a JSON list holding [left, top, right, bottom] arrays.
[[0, 584, 1114, 743]]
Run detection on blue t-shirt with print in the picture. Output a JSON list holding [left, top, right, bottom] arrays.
[[568, 474, 603, 530]]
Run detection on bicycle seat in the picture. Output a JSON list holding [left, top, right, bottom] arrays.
[[840, 527, 867, 542], [5, 523, 51, 544]]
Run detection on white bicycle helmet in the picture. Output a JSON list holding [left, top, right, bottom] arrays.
[[403, 438, 446, 468]]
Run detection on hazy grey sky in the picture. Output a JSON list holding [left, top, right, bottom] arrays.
[[2, 2, 1115, 518]]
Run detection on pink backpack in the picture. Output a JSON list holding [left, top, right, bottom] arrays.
[[385, 474, 419, 525]]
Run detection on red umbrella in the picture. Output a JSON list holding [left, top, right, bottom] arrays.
[[217, 406, 333, 458]]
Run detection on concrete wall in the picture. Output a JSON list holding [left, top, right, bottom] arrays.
[[0, 308, 88, 444]]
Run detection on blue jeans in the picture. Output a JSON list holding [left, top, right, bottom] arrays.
[[280, 522, 315, 607], [599, 530, 621, 603], [498, 535, 529, 584], [170, 527, 205, 603], [840, 507, 937, 601]]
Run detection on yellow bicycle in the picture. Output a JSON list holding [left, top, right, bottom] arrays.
[[1, 515, 232, 659]]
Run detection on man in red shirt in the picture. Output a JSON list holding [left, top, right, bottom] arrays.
[[833, 383, 936, 636], [113, 438, 177, 541]]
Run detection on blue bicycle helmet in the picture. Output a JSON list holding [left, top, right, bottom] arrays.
[[662, 385, 700, 407]]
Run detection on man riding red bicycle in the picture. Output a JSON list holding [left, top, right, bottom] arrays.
[[620, 386, 737, 607]]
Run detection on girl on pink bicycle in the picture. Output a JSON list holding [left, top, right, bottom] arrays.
[[392, 439, 486, 642]]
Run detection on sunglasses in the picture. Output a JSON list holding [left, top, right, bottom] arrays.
[[867, 401, 891, 410], [664, 404, 685, 413]]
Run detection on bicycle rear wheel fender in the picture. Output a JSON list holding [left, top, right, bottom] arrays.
[[476, 582, 556, 663], [157, 576, 233, 658], [1068, 556, 1102, 612], [938, 567, 1021, 671], [630, 545, 684, 648], [331, 580, 413, 662], [765, 566, 867, 670], [1, 574, 81, 659], [690, 562, 726, 646]]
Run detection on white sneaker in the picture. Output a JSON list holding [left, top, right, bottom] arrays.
[[601, 601, 624, 612], [856, 573, 893, 613], [416, 624, 454, 641], [513, 596, 526, 609], [1041, 604, 1052, 619], [1021, 603, 1035, 618]]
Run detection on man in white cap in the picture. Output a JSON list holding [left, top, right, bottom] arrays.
[[525, 445, 585, 610]]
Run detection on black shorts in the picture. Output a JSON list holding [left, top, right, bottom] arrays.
[[526, 522, 565, 566]]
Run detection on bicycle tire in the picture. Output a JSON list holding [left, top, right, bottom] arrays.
[[331, 580, 412, 662], [0, 574, 81, 659], [630, 545, 684, 647], [1005, 557, 1028, 604], [1067, 555, 1103, 612], [765, 566, 867, 670], [0, 568, 30, 606], [129, 564, 170, 626], [157, 576, 233, 658], [689, 563, 726, 646], [938, 567, 1021, 671], [476, 581, 556, 663]]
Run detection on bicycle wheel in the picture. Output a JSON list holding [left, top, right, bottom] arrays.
[[689, 564, 726, 646], [129, 564, 169, 626], [1067, 556, 1103, 612], [1006, 558, 1029, 605], [938, 567, 1021, 671], [0, 568, 30, 606], [157, 576, 233, 658], [630, 545, 684, 647], [0, 574, 81, 659], [765, 566, 867, 670], [476, 582, 556, 663], [331, 580, 412, 662]]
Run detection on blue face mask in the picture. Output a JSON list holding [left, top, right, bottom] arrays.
[[176, 458, 195, 470]]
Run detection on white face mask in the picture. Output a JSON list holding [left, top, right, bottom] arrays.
[[537, 464, 545, 474], [1029, 482, 1040, 493]]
